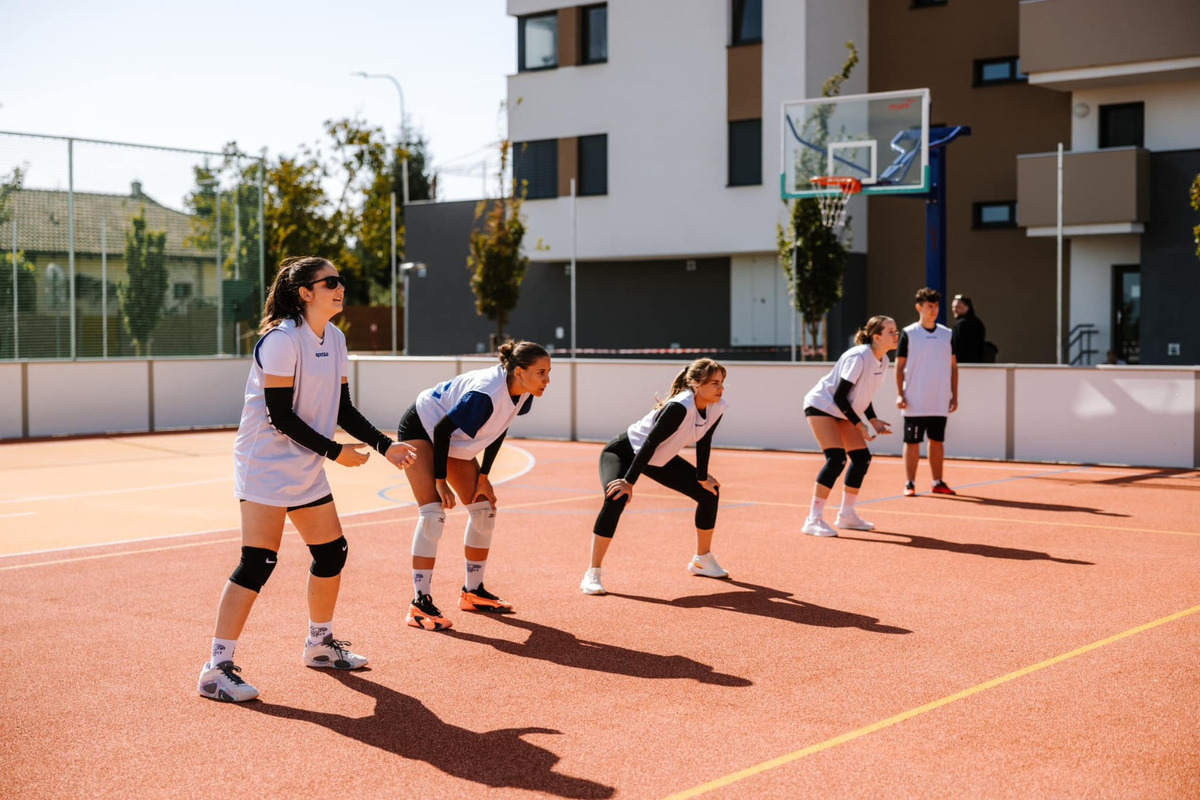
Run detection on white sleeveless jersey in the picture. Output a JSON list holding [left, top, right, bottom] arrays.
[[900, 322, 954, 417], [233, 319, 348, 506], [626, 390, 727, 467], [804, 344, 889, 421], [414, 364, 531, 460]]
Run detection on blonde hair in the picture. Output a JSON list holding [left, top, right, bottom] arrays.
[[655, 358, 727, 409], [854, 316, 894, 346]]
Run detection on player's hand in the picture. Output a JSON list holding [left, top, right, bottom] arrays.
[[605, 478, 633, 503], [435, 479, 457, 510], [335, 443, 370, 467], [896, 393, 907, 409], [699, 475, 720, 496], [870, 418, 892, 436], [949, 395, 958, 413], [473, 474, 498, 509], [384, 441, 418, 470]]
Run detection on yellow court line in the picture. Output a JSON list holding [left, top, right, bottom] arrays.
[[0, 493, 597, 572], [663, 603, 1200, 800]]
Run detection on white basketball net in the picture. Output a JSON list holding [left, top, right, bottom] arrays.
[[810, 178, 860, 233]]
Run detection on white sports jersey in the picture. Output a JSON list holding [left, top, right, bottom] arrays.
[[899, 322, 954, 416], [804, 344, 889, 421], [233, 319, 348, 506], [626, 390, 727, 467], [415, 364, 531, 460]]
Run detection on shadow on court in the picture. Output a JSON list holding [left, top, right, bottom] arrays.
[[851, 532, 1094, 564], [609, 580, 911, 634], [241, 670, 615, 799], [448, 616, 752, 687], [936, 494, 1129, 517]]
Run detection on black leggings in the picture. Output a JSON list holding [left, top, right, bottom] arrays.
[[593, 434, 719, 538]]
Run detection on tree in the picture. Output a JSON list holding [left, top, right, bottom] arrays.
[[777, 42, 860, 360], [467, 141, 529, 347], [119, 206, 168, 356]]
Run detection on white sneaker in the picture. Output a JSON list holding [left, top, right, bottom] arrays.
[[687, 552, 729, 578], [197, 660, 260, 702], [801, 517, 838, 537], [580, 567, 606, 595], [834, 511, 876, 531], [303, 635, 369, 670]]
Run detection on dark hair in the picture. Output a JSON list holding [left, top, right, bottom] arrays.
[[497, 339, 550, 373], [854, 315, 894, 346], [259, 256, 334, 334], [655, 358, 727, 409], [953, 294, 975, 315], [914, 287, 941, 304]]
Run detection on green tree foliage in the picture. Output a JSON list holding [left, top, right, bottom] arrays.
[[0, 167, 36, 320], [777, 42, 859, 360], [119, 206, 168, 356], [467, 141, 528, 345], [1191, 172, 1200, 260]]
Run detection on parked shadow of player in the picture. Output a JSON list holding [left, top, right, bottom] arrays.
[[609, 580, 910, 634], [850, 532, 1093, 564], [935, 494, 1128, 517], [242, 670, 614, 799], [449, 616, 751, 687]]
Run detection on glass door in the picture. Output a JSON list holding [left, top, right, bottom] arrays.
[[1112, 265, 1140, 364]]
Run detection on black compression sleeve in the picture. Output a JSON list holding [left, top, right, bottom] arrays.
[[263, 386, 342, 460], [833, 378, 863, 426], [432, 416, 458, 480], [623, 402, 687, 484], [865, 403, 877, 421], [337, 383, 394, 455], [480, 430, 507, 475], [694, 416, 722, 480]]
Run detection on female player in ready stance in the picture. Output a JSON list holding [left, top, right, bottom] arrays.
[[581, 358, 729, 596], [396, 340, 551, 630], [198, 257, 417, 703], [800, 316, 898, 537]]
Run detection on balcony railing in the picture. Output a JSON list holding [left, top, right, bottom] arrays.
[[1016, 147, 1149, 233]]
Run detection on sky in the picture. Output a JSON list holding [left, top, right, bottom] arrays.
[[0, 1, 516, 208]]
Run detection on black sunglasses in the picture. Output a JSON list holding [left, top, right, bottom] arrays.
[[302, 275, 346, 290]]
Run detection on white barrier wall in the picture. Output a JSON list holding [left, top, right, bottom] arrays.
[[3, 358, 1197, 469]]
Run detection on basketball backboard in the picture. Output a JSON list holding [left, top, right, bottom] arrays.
[[780, 88, 931, 199]]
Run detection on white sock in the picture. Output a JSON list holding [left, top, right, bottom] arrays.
[[413, 569, 433, 599], [210, 637, 237, 666], [307, 620, 332, 647], [842, 492, 858, 514], [809, 496, 827, 520], [465, 560, 486, 591]]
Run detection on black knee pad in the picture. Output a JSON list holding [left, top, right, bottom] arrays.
[[308, 536, 348, 578], [816, 448, 848, 489], [845, 448, 872, 489], [229, 546, 278, 592]]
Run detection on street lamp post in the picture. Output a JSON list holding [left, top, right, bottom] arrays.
[[351, 71, 410, 205]]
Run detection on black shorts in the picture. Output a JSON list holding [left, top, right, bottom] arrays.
[[397, 403, 431, 443], [804, 406, 835, 418], [903, 416, 947, 444], [239, 493, 334, 512]]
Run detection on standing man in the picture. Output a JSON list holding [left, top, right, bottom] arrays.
[[896, 288, 957, 497], [951, 294, 987, 364]]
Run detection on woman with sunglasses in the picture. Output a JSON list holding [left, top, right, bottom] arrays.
[[198, 256, 417, 703]]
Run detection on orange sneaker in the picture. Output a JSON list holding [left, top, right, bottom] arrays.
[[931, 481, 957, 496], [460, 583, 514, 614], [904, 482, 917, 497], [407, 593, 452, 631]]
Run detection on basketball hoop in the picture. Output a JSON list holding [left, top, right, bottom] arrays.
[[809, 176, 862, 233]]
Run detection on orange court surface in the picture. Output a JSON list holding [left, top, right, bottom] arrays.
[[2, 431, 1199, 799]]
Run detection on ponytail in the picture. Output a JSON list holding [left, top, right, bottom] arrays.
[[855, 315, 893, 346], [258, 256, 333, 334], [654, 358, 727, 409]]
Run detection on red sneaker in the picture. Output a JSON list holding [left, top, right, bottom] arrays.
[[931, 481, 956, 495]]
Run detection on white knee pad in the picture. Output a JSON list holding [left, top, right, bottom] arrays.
[[463, 501, 496, 549], [411, 502, 446, 559]]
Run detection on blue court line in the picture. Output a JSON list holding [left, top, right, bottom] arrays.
[[501, 502, 757, 516]]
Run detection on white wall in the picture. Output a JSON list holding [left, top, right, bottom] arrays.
[[0, 363, 21, 438], [153, 359, 250, 430], [1067, 234, 1140, 364], [1072, 80, 1200, 152], [28, 361, 149, 437]]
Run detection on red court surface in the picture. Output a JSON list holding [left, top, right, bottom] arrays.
[[2, 433, 1199, 798]]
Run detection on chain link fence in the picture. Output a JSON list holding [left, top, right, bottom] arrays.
[[0, 131, 265, 360]]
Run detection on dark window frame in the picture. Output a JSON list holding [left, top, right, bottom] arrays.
[[912, 0, 948, 7], [513, 138, 559, 200], [581, 4, 608, 65], [577, 133, 608, 196], [972, 200, 1017, 230], [731, 0, 762, 46], [728, 119, 762, 187], [518, 12, 558, 73], [973, 56, 1026, 87], [1099, 102, 1145, 149]]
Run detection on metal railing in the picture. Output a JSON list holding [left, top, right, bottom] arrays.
[[1068, 323, 1099, 366]]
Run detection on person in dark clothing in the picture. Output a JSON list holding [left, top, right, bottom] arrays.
[[952, 294, 988, 364]]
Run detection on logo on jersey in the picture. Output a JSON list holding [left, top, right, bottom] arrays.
[[315, 351, 330, 358]]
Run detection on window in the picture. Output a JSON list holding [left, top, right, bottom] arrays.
[[974, 57, 1026, 86], [518, 13, 558, 72], [578, 134, 607, 195], [582, 4, 607, 65], [173, 282, 194, 300], [1099, 103, 1144, 148], [728, 119, 761, 187], [732, 0, 762, 46], [513, 139, 558, 199], [972, 201, 1017, 229]]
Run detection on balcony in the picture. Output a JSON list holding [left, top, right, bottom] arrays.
[[1016, 147, 1150, 235], [1020, 0, 1200, 90]]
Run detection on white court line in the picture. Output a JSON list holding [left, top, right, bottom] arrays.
[[0, 477, 228, 505], [0, 512, 35, 519]]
